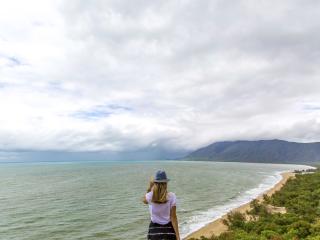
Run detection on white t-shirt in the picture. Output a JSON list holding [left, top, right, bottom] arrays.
[[145, 191, 177, 225]]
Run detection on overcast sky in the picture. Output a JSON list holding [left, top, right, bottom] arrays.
[[0, 0, 320, 155]]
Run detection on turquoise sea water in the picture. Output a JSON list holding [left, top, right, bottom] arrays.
[[0, 160, 309, 239]]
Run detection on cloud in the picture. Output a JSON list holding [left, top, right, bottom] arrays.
[[0, 0, 320, 155]]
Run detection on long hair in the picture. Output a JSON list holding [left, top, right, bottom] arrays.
[[152, 182, 168, 204]]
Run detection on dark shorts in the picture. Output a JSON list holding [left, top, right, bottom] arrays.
[[147, 221, 176, 240]]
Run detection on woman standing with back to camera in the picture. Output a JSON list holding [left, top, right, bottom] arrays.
[[143, 170, 180, 240]]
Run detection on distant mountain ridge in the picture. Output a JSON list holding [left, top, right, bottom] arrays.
[[184, 139, 320, 164]]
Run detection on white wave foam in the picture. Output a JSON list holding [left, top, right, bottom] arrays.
[[181, 165, 313, 238]]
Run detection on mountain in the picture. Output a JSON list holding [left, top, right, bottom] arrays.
[[184, 139, 320, 164]]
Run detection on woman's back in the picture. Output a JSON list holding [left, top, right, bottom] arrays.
[[145, 191, 176, 225]]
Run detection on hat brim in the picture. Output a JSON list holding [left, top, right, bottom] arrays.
[[154, 179, 170, 183]]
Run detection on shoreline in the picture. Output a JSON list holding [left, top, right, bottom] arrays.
[[185, 171, 295, 240]]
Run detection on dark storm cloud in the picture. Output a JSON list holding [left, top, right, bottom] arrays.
[[0, 0, 320, 154]]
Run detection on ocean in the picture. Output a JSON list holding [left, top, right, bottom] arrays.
[[0, 160, 309, 239]]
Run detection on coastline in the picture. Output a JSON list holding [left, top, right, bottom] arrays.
[[185, 171, 295, 240]]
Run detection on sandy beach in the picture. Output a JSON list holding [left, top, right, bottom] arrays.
[[185, 171, 295, 240]]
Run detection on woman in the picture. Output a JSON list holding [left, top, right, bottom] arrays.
[[143, 170, 180, 240]]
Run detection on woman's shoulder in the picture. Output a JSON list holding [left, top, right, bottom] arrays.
[[168, 192, 177, 199], [168, 192, 177, 206], [146, 191, 153, 198]]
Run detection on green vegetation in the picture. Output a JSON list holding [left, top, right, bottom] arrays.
[[191, 170, 320, 240]]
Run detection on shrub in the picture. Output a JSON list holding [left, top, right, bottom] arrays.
[[223, 212, 246, 229]]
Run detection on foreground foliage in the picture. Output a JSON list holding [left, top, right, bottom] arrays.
[[191, 170, 320, 240]]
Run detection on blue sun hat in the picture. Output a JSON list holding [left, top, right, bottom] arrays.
[[154, 170, 170, 183]]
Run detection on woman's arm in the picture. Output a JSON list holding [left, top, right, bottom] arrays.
[[143, 180, 154, 204], [170, 206, 180, 240], [142, 195, 148, 204], [147, 179, 154, 192]]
